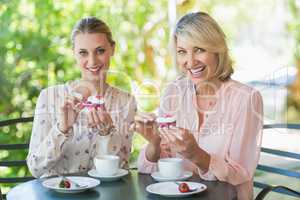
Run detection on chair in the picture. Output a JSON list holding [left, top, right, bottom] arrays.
[[0, 187, 3, 200], [255, 185, 300, 200], [254, 124, 300, 199], [0, 117, 35, 199]]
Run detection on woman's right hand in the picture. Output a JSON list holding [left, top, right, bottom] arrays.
[[58, 94, 82, 134], [132, 113, 161, 146]]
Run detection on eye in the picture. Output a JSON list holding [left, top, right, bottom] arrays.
[[78, 50, 88, 56], [96, 48, 105, 54], [195, 47, 205, 53], [177, 49, 186, 55]]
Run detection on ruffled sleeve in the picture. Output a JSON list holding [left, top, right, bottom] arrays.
[[26, 88, 73, 178]]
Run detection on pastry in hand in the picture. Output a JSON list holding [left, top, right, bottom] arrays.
[[156, 114, 176, 128], [81, 95, 105, 110]]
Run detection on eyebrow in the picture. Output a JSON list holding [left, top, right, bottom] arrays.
[[95, 46, 105, 49], [78, 46, 105, 51]]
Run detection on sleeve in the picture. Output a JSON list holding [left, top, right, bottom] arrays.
[[137, 83, 179, 173], [26, 88, 72, 178], [198, 90, 263, 186], [137, 144, 173, 174], [110, 95, 137, 169]]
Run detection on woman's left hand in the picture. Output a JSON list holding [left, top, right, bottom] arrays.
[[159, 127, 200, 160], [87, 107, 114, 136]]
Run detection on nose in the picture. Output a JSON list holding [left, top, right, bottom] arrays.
[[185, 53, 197, 69], [88, 53, 98, 67]]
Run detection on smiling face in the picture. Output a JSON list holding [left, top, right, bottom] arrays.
[[73, 33, 115, 82], [176, 36, 218, 85]]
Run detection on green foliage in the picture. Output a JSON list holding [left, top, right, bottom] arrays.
[[288, 0, 300, 59], [286, 0, 300, 122], [0, 0, 170, 191]]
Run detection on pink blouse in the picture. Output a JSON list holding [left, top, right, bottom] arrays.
[[138, 76, 263, 200]]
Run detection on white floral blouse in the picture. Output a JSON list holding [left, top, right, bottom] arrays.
[[27, 81, 137, 178]]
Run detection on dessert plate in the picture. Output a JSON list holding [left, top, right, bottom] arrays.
[[42, 176, 100, 193], [146, 181, 207, 197]]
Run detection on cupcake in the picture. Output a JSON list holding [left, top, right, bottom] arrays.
[[156, 114, 176, 128], [81, 95, 105, 110]]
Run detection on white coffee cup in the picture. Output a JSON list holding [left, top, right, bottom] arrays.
[[158, 158, 183, 178], [94, 155, 120, 176]]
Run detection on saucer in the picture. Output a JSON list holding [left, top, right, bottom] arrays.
[[88, 169, 128, 182], [146, 181, 207, 197], [151, 171, 193, 182], [42, 176, 100, 193]]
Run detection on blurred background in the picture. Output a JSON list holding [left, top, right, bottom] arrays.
[[0, 0, 299, 199]]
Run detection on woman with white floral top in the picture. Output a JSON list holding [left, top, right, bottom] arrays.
[[27, 17, 136, 178]]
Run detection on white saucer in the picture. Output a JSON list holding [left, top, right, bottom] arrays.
[[151, 171, 193, 182], [146, 181, 207, 197], [42, 176, 100, 193], [88, 169, 128, 181]]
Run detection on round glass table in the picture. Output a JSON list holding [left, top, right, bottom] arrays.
[[7, 170, 237, 200]]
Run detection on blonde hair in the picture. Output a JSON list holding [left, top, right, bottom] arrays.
[[71, 16, 115, 47], [174, 12, 233, 81]]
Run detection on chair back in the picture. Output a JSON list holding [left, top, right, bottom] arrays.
[[254, 124, 300, 198], [0, 117, 35, 199]]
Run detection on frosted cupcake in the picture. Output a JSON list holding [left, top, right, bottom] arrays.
[[81, 95, 105, 110], [156, 114, 176, 128]]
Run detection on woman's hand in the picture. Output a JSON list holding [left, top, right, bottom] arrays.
[[131, 112, 162, 162], [87, 107, 114, 136], [159, 128, 198, 159], [160, 127, 210, 171], [131, 113, 161, 145], [58, 94, 82, 134]]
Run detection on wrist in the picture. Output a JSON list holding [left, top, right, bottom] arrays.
[[150, 141, 160, 149], [151, 128, 161, 146], [150, 137, 161, 148], [106, 125, 116, 136], [57, 123, 70, 134], [191, 147, 210, 172], [55, 123, 72, 136], [97, 124, 116, 136], [146, 142, 161, 162]]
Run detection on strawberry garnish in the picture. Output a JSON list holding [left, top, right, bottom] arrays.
[[178, 182, 190, 193]]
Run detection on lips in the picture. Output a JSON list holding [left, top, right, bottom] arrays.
[[189, 66, 206, 77], [85, 65, 102, 74]]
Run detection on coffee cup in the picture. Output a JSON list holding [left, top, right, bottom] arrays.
[[94, 155, 119, 176], [158, 158, 183, 178]]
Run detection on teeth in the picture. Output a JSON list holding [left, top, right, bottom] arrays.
[[190, 66, 205, 74], [88, 66, 101, 72]]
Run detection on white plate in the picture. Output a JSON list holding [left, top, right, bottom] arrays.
[[42, 176, 100, 193], [146, 181, 207, 197], [151, 171, 193, 182], [88, 169, 128, 181]]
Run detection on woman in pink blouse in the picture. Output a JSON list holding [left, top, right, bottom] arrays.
[[134, 12, 263, 200], [27, 17, 136, 178]]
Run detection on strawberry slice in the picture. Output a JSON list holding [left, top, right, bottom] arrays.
[[59, 180, 71, 188], [64, 180, 71, 188], [178, 182, 190, 193]]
